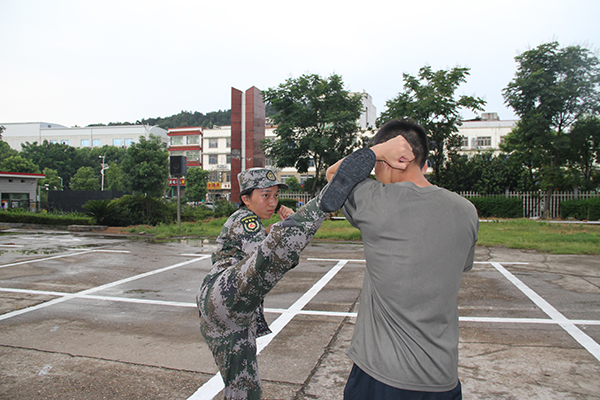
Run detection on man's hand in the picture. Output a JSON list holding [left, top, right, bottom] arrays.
[[374, 135, 415, 170]]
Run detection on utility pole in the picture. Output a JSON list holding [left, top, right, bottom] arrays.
[[99, 155, 109, 191]]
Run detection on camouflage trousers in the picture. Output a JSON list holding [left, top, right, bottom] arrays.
[[197, 197, 328, 400]]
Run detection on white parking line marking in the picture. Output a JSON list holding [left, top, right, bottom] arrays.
[[490, 261, 600, 362], [0, 249, 94, 268], [0, 255, 210, 322]]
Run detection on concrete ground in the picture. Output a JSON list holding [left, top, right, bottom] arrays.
[[0, 228, 599, 399]]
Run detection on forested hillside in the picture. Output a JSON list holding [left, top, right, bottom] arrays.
[[89, 104, 276, 129]]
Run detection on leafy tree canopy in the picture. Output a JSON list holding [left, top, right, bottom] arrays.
[[40, 168, 63, 191], [262, 73, 364, 195], [501, 41, 600, 201], [120, 134, 169, 198], [0, 155, 41, 174], [185, 167, 210, 202], [283, 175, 303, 192], [377, 66, 486, 184], [20, 140, 79, 188], [71, 166, 100, 191]]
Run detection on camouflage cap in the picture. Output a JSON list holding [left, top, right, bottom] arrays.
[[238, 168, 289, 193]]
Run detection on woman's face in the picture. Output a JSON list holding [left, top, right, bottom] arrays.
[[242, 186, 280, 220]]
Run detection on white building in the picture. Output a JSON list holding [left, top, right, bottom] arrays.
[[202, 125, 233, 201], [1, 122, 168, 150], [0, 171, 45, 210], [458, 113, 517, 155]]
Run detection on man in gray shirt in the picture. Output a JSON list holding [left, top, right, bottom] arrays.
[[326, 119, 479, 399]]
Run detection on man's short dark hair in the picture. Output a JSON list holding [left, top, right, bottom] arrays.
[[373, 119, 429, 168]]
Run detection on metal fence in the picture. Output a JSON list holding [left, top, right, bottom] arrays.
[[458, 191, 599, 219], [279, 192, 314, 207], [277, 190, 599, 219]]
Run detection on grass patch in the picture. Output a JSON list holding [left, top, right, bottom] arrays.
[[478, 219, 600, 255], [122, 217, 600, 255]]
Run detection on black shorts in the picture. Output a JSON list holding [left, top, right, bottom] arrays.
[[344, 364, 462, 400]]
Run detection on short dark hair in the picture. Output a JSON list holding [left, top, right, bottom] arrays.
[[373, 119, 429, 168], [239, 188, 255, 207]]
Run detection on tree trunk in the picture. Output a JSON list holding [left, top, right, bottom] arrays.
[[541, 187, 553, 219]]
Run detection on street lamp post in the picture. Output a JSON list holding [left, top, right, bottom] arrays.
[[99, 155, 109, 191]]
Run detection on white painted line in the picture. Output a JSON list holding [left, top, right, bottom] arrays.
[[0, 249, 94, 268], [181, 253, 213, 257], [0, 244, 24, 248], [4, 286, 599, 327], [187, 259, 351, 400], [459, 316, 600, 326], [307, 258, 365, 263], [0, 255, 211, 322], [490, 262, 600, 362]]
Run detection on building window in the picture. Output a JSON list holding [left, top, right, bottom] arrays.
[[226, 154, 231, 164], [187, 135, 200, 145], [265, 157, 272, 167], [186, 150, 200, 161], [226, 138, 231, 148], [92, 139, 101, 147], [113, 138, 122, 146], [61, 140, 69, 145], [477, 136, 492, 147], [209, 172, 219, 181], [461, 136, 469, 148], [50, 140, 58, 144], [209, 155, 218, 164], [225, 172, 231, 182], [209, 138, 218, 148], [124, 138, 134, 146], [170, 151, 184, 156], [81, 139, 90, 146], [170, 136, 183, 145]]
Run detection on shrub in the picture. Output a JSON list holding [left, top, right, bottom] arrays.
[[279, 198, 298, 211], [560, 197, 600, 221], [108, 195, 175, 226], [214, 199, 237, 218], [82, 199, 118, 225], [0, 208, 93, 225], [180, 204, 215, 222], [466, 196, 523, 218]]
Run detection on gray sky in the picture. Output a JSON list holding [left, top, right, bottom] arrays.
[[1, 0, 599, 128]]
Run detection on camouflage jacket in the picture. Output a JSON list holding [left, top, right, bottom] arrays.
[[205, 207, 272, 336]]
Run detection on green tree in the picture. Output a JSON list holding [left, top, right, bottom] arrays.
[[0, 155, 41, 174], [185, 167, 210, 202], [120, 134, 169, 219], [105, 161, 124, 191], [20, 140, 78, 188], [262, 74, 364, 195], [565, 115, 600, 190], [0, 129, 18, 160], [502, 42, 600, 217], [38, 168, 62, 203], [284, 175, 303, 192], [377, 66, 486, 184], [71, 166, 100, 190]]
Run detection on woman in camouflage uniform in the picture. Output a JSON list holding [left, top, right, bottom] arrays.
[[198, 152, 375, 399]]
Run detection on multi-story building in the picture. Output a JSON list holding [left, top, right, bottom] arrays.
[[167, 126, 203, 168], [1, 122, 168, 150], [458, 113, 517, 155], [201, 125, 233, 201]]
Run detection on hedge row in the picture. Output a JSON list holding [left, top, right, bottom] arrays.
[[560, 197, 600, 221], [0, 210, 93, 225], [465, 196, 523, 218]]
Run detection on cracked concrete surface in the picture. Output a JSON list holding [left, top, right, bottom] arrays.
[[1, 230, 599, 399]]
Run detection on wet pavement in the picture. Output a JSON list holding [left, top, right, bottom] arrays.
[[0, 228, 599, 399]]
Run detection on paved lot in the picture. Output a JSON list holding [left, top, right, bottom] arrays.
[[0, 228, 599, 399]]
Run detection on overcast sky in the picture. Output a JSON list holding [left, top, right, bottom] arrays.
[[1, 0, 599, 128]]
